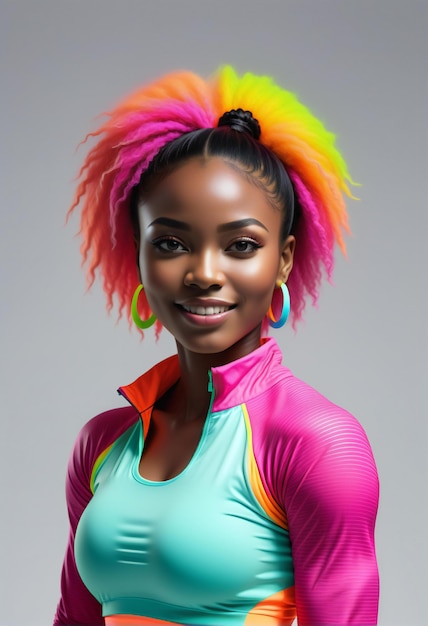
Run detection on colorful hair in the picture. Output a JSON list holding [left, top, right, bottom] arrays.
[[68, 66, 354, 333]]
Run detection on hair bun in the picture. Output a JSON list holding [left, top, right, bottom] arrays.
[[217, 108, 261, 140]]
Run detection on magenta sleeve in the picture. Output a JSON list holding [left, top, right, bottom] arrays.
[[53, 407, 139, 626], [286, 408, 379, 625], [248, 380, 380, 625]]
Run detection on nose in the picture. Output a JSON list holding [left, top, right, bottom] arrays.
[[184, 249, 224, 289]]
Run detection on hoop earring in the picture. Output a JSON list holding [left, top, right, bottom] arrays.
[[131, 284, 157, 329], [268, 281, 290, 329]]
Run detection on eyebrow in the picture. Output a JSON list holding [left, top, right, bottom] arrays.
[[148, 217, 269, 233], [147, 217, 191, 231], [218, 218, 269, 233]]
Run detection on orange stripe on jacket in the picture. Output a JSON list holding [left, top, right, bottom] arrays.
[[242, 404, 288, 530], [244, 586, 296, 625]]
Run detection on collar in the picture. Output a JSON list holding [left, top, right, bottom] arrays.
[[209, 337, 284, 412], [118, 337, 284, 437]]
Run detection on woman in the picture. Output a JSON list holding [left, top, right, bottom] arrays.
[[54, 66, 379, 626]]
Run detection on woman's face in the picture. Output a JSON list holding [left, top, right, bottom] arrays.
[[137, 157, 294, 358]]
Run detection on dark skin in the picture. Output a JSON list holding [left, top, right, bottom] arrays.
[[136, 157, 295, 481]]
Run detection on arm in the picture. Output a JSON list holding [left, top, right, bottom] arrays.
[[283, 406, 379, 626], [53, 420, 104, 626], [53, 406, 139, 625]]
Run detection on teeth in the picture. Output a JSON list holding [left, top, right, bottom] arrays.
[[182, 305, 231, 315]]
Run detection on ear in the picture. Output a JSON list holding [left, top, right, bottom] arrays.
[[277, 235, 295, 283]]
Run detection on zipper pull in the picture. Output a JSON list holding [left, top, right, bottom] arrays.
[[207, 370, 214, 393]]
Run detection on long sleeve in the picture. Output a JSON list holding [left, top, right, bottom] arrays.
[[249, 378, 379, 626], [53, 406, 139, 626], [284, 406, 379, 626], [53, 419, 104, 625]]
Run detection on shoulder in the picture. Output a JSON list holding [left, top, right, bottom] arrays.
[[67, 406, 139, 485], [246, 367, 378, 502], [248, 366, 363, 443], [78, 405, 139, 443]]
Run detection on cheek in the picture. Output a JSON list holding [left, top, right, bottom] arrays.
[[141, 264, 174, 293], [139, 249, 184, 301], [139, 247, 160, 282], [229, 252, 279, 294]]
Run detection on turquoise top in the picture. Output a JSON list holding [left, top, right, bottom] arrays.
[[74, 404, 294, 623]]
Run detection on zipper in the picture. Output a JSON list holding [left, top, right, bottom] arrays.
[[207, 370, 215, 415]]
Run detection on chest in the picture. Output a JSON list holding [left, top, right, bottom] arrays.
[[138, 408, 206, 481], [74, 408, 294, 613]]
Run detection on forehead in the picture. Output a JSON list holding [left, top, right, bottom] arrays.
[[138, 157, 281, 230]]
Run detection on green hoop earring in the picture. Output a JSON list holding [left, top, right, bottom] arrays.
[[131, 284, 157, 329]]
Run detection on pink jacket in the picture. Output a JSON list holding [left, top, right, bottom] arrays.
[[54, 338, 379, 625]]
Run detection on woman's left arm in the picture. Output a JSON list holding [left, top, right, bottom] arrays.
[[282, 404, 379, 626]]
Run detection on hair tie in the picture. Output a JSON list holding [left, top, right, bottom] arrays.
[[218, 108, 261, 140]]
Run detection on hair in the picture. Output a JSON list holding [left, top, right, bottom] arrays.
[[68, 65, 355, 334], [135, 120, 297, 242]]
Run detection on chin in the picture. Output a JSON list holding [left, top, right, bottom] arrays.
[[175, 327, 263, 359]]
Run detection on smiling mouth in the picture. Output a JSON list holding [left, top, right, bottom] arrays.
[[178, 304, 236, 316]]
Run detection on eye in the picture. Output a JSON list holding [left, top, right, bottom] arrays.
[[152, 237, 188, 253], [227, 238, 262, 255]]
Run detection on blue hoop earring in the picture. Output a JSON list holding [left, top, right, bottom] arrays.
[[131, 284, 157, 329], [268, 281, 290, 328]]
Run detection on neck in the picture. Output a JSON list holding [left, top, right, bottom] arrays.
[[173, 327, 263, 423]]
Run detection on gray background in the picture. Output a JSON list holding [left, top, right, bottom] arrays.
[[1, 1, 426, 625]]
